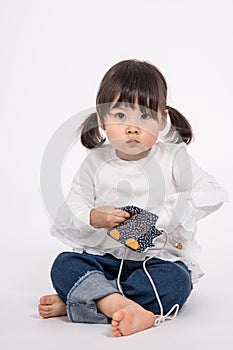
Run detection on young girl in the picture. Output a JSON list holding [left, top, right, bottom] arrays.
[[39, 59, 226, 337]]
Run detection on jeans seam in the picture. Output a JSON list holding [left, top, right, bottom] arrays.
[[66, 270, 119, 323]]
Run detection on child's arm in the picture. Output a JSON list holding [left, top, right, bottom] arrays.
[[50, 158, 129, 248], [156, 145, 228, 234]]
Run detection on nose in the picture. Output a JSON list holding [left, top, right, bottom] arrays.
[[126, 125, 140, 134]]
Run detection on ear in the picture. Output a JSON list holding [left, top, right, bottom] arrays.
[[97, 113, 105, 130], [159, 109, 168, 131]]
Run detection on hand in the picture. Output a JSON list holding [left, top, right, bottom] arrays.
[[90, 206, 130, 229]]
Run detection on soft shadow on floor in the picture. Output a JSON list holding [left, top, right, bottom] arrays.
[[0, 288, 233, 350]]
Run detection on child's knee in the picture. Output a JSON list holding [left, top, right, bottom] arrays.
[[50, 252, 73, 281], [165, 262, 193, 310]]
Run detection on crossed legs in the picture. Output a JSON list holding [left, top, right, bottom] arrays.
[[38, 252, 192, 337], [39, 292, 155, 337]]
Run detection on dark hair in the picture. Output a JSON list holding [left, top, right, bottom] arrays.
[[80, 59, 193, 148]]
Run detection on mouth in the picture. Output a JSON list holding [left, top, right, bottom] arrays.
[[126, 139, 140, 145]]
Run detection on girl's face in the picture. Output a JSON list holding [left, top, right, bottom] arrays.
[[101, 103, 167, 161]]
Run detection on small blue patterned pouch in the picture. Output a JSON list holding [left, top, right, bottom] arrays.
[[107, 205, 164, 253]]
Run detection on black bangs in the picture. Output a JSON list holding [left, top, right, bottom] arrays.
[[96, 60, 167, 118]]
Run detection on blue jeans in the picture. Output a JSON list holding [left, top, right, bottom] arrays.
[[51, 252, 193, 324]]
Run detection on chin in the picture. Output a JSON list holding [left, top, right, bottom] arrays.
[[126, 145, 149, 153]]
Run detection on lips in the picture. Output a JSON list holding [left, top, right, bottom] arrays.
[[127, 139, 140, 144]]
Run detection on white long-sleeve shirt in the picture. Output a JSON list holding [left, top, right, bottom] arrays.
[[50, 142, 227, 283]]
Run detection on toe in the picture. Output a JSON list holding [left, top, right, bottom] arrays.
[[40, 296, 51, 305], [113, 329, 123, 337], [111, 319, 118, 327], [39, 310, 50, 318], [111, 325, 118, 332], [112, 310, 124, 322], [39, 305, 50, 312]]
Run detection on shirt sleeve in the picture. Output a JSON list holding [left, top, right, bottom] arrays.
[[156, 145, 228, 234], [50, 156, 106, 248]]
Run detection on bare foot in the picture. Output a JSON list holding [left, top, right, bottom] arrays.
[[111, 304, 155, 337], [38, 294, 67, 318]]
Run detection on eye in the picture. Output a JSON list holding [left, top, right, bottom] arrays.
[[141, 113, 151, 120], [115, 112, 126, 120]]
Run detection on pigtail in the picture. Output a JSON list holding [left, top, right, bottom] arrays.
[[166, 106, 193, 145], [80, 112, 106, 149]]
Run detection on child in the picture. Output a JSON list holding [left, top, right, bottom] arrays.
[[39, 59, 226, 337]]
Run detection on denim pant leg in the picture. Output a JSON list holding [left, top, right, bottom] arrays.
[[50, 252, 121, 324], [121, 259, 193, 315]]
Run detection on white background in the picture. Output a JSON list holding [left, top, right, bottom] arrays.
[[1, 0, 233, 304]]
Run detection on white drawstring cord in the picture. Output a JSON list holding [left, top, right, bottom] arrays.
[[116, 232, 179, 326], [143, 256, 179, 326], [117, 248, 127, 295]]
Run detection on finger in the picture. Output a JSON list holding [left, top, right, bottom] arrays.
[[114, 216, 130, 225], [105, 216, 127, 228], [114, 209, 130, 218]]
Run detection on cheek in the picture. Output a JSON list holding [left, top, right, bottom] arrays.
[[105, 125, 123, 140], [142, 132, 158, 147]]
